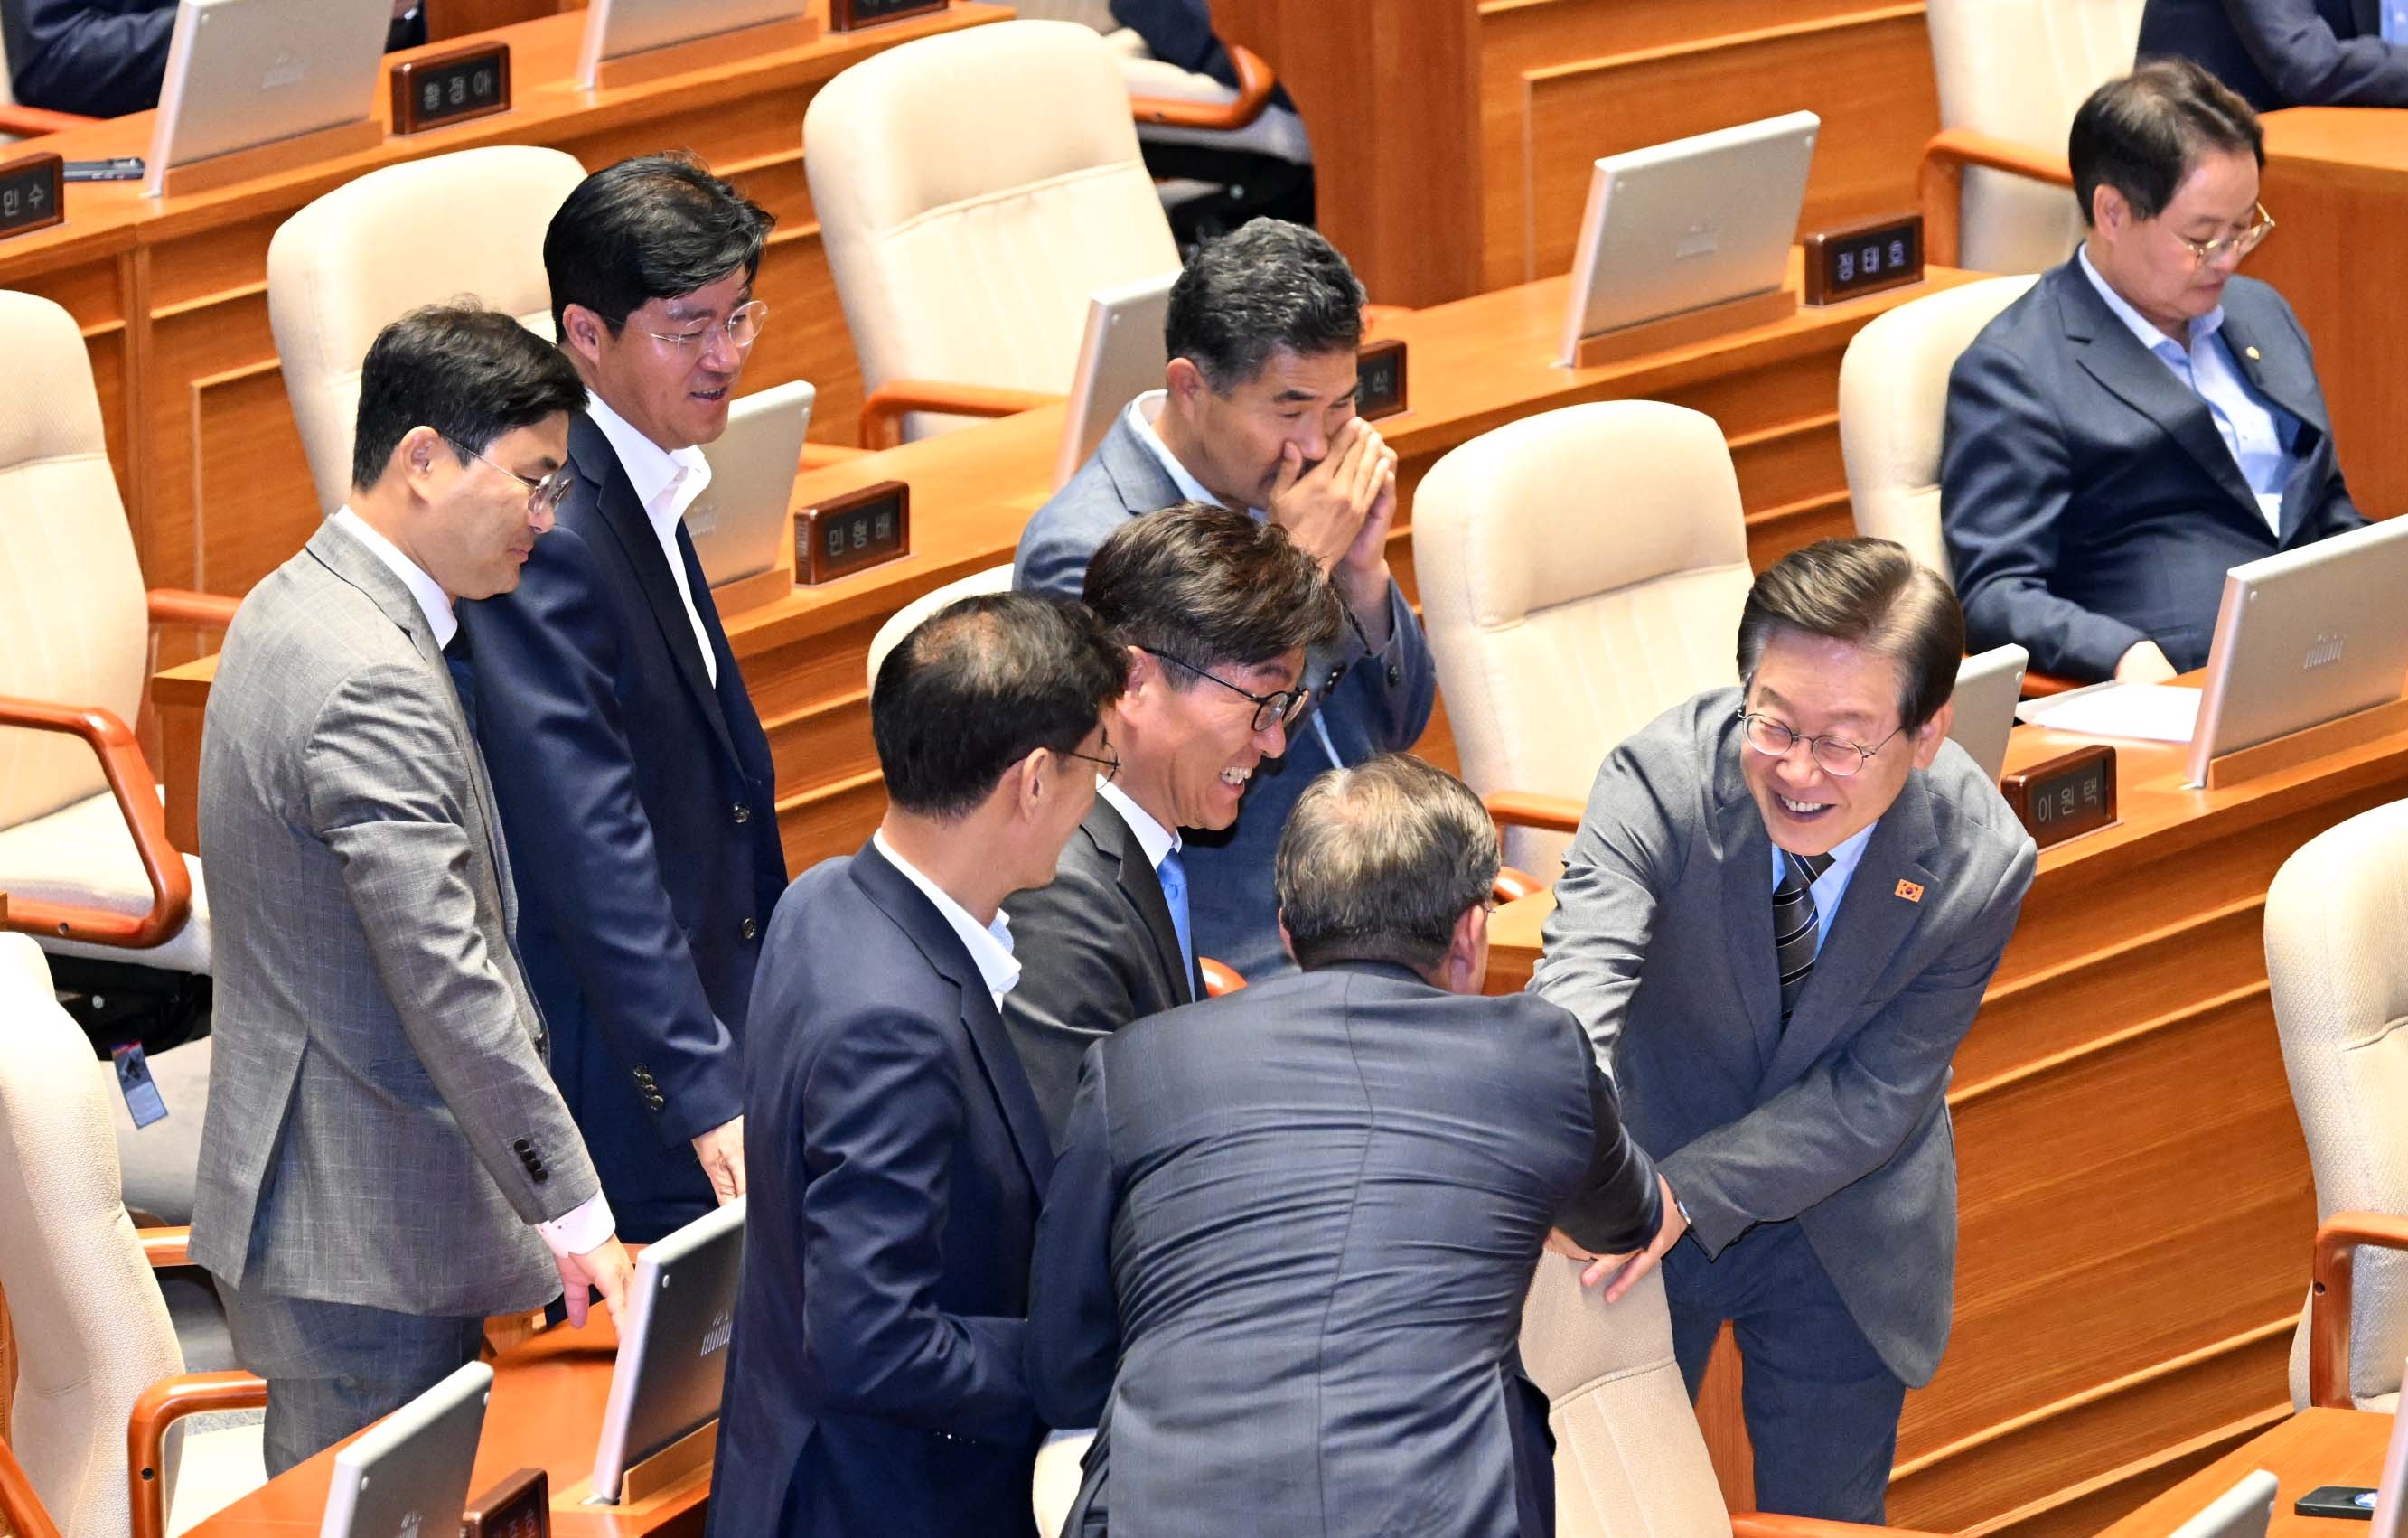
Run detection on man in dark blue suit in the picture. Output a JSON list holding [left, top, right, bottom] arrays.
[[1942, 61, 2364, 684], [455, 155, 787, 1242], [2140, 0, 2408, 111], [710, 593, 1126, 1538], [1015, 219, 1438, 980]]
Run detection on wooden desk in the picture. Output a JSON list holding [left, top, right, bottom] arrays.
[[1488, 709, 2408, 1536], [2098, 1409, 2396, 1538], [186, 1313, 707, 1537], [0, 2, 1006, 608]]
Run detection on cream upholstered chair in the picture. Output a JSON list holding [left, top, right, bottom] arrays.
[[804, 20, 1182, 448], [1411, 402, 1751, 876], [1920, 0, 2145, 272], [2263, 802, 2408, 1414], [0, 933, 266, 1538], [0, 292, 226, 977], [268, 145, 586, 518]]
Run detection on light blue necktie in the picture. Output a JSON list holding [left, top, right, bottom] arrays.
[[2387, 1, 2408, 43], [1157, 847, 1196, 992]]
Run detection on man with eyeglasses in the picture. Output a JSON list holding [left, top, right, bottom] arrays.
[[452, 154, 788, 1243], [1001, 503, 1341, 1146], [1531, 539, 2037, 1525], [1943, 59, 2365, 684]]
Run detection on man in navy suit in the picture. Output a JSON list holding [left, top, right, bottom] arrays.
[[1942, 61, 2364, 684], [2140, 0, 2408, 111], [708, 593, 1126, 1538], [1015, 219, 1438, 980], [454, 155, 788, 1242]]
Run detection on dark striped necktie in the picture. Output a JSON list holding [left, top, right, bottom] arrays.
[[1774, 849, 1837, 1027]]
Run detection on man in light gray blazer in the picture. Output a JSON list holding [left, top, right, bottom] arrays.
[[1533, 539, 2036, 1524], [193, 305, 632, 1475]]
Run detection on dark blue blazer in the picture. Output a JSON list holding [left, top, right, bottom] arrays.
[[1941, 259, 2363, 680], [455, 410, 787, 1242], [709, 841, 1055, 1538], [0, 0, 422, 116], [2139, 0, 2408, 110]]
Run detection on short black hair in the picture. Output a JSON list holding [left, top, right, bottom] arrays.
[[872, 593, 1129, 820], [544, 153, 774, 339], [1735, 539, 1964, 732], [1083, 502, 1341, 677], [1165, 218, 1365, 391], [1277, 754, 1500, 973], [2071, 58, 2263, 226], [351, 303, 586, 493]]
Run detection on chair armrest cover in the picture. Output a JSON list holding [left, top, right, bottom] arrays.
[[138, 1227, 192, 1270], [1129, 42, 1275, 132], [857, 381, 1062, 450], [1917, 128, 2075, 268], [145, 589, 239, 631], [1485, 791, 1585, 837], [2310, 1209, 2408, 1408], [127, 1371, 271, 1538], [1493, 866, 1548, 905], [1200, 957, 1245, 998], [0, 693, 191, 949]]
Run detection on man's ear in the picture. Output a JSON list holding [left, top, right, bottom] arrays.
[[1276, 913, 1296, 964], [2092, 183, 2126, 237], [1165, 355, 1207, 409], [395, 425, 445, 493], [558, 303, 610, 369], [1440, 903, 1489, 994], [1910, 700, 1956, 770]]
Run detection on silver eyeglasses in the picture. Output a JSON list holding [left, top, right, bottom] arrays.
[[1736, 709, 1903, 779], [450, 441, 573, 516], [637, 299, 770, 356], [2174, 203, 2275, 267]]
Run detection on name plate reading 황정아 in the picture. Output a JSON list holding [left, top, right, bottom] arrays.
[[829, 0, 947, 30], [390, 42, 512, 135], [796, 481, 911, 585], [1802, 212, 1925, 306], [0, 152, 65, 240], [2000, 745, 2116, 849], [1356, 336, 1408, 421]]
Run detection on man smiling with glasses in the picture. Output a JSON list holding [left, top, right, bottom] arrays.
[[451, 153, 790, 1245], [1943, 58, 2365, 684]]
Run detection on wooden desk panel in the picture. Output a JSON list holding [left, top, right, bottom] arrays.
[[2097, 1409, 2396, 1538]]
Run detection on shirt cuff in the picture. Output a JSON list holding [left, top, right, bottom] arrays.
[[534, 1190, 616, 1258]]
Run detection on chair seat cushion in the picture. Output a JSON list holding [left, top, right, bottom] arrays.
[[0, 789, 211, 972], [165, 1419, 266, 1536]]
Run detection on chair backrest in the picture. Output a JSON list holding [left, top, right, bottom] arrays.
[[2265, 801, 2408, 1410], [1522, 1258, 1730, 1538], [1925, 0, 2145, 274], [0, 292, 149, 833], [866, 565, 1017, 693], [267, 145, 586, 518], [1411, 401, 1751, 875], [803, 20, 1180, 428], [0, 933, 188, 1537], [1839, 274, 2040, 579]]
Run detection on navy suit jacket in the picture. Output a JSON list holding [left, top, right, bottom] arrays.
[[0, 0, 421, 116], [708, 841, 1055, 1538], [1941, 259, 2363, 680], [455, 410, 788, 1242], [2140, 0, 2408, 109], [1027, 963, 1661, 1537], [1013, 411, 1438, 978]]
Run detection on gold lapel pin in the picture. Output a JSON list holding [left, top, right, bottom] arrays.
[[1895, 879, 1925, 904], [2244, 345, 2262, 361]]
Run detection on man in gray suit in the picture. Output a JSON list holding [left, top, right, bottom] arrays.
[[1014, 218, 1438, 980], [1029, 754, 1664, 1537], [1533, 539, 2037, 1524], [193, 305, 633, 1474]]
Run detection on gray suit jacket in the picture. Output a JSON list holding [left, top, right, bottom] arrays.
[[1532, 689, 2036, 1384], [192, 520, 598, 1316], [1013, 410, 1438, 978]]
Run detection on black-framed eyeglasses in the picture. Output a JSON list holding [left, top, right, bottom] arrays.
[[1737, 709, 1904, 779], [1063, 744, 1122, 783], [449, 440, 573, 516], [1146, 649, 1311, 734], [637, 299, 770, 356]]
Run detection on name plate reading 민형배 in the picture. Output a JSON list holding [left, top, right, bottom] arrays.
[[796, 480, 911, 585], [1356, 336, 1408, 421], [0, 152, 65, 240], [390, 42, 512, 135], [1802, 212, 1925, 305], [2000, 745, 2117, 849]]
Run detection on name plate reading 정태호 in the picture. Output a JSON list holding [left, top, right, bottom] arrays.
[[829, 0, 949, 30], [0, 152, 66, 240], [797, 480, 911, 585], [2000, 745, 2117, 849], [389, 42, 512, 135], [1356, 336, 1408, 421], [1802, 212, 1925, 305]]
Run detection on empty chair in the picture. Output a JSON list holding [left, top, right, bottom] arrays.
[[1411, 401, 1751, 875], [267, 145, 587, 516], [2264, 800, 2408, 1412]]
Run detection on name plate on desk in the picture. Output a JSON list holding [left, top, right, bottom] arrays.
[[829, 0, 948, 30], [2000, 745, 2117, 849], [390, 42, 512, 135], [797, 480, 911, 585], [1356, 336, 1408, 420], [1803, 212, 1925, 305], [463, 1468, 548, 1538], [0, 152, 65, 240]]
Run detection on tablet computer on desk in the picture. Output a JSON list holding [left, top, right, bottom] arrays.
[[318, 1360, 493, 1538], [1054, 271, 1177, 492], [1949, 644, 2028, 783], [589, 1196, 748, 1503], [689, 380, 815, 588]]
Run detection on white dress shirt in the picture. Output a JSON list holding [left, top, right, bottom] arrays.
[[328, 508, 616, 1257], [586, 392, 719, 686], [1768, 818, 1879, 960], [1094, 777, 1180, 871], [873, 830, 1021, 1010]]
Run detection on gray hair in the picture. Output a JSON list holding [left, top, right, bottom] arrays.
[[1275, 755, 1500, 973]]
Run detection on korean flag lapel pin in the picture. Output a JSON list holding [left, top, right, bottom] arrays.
[[1895, 878, 1925, 904]]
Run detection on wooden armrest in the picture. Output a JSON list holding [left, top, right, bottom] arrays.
[[0, 1433, 65, 1538], [1363, 304, 1413, 333], [0, 103, 97, 137], [0, 694, 191, 950], [127, 1370, 271, 1538], [1130, 42, 1275, 132], [1917, 127, 2075, 268], [800, 441, 873, 471], [1199, 957, 1245, 997], [137, 1227, 192, 1269], [1485, 791, 1585, 836], [146, 589, 239, 631], [2020, 670, 2082, 699], [1493, 866, 1547, 905], [1734, 1515, 1947, 1538], [858, 381, 1062, 451], [2309, 1209, 2408, 1408]]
